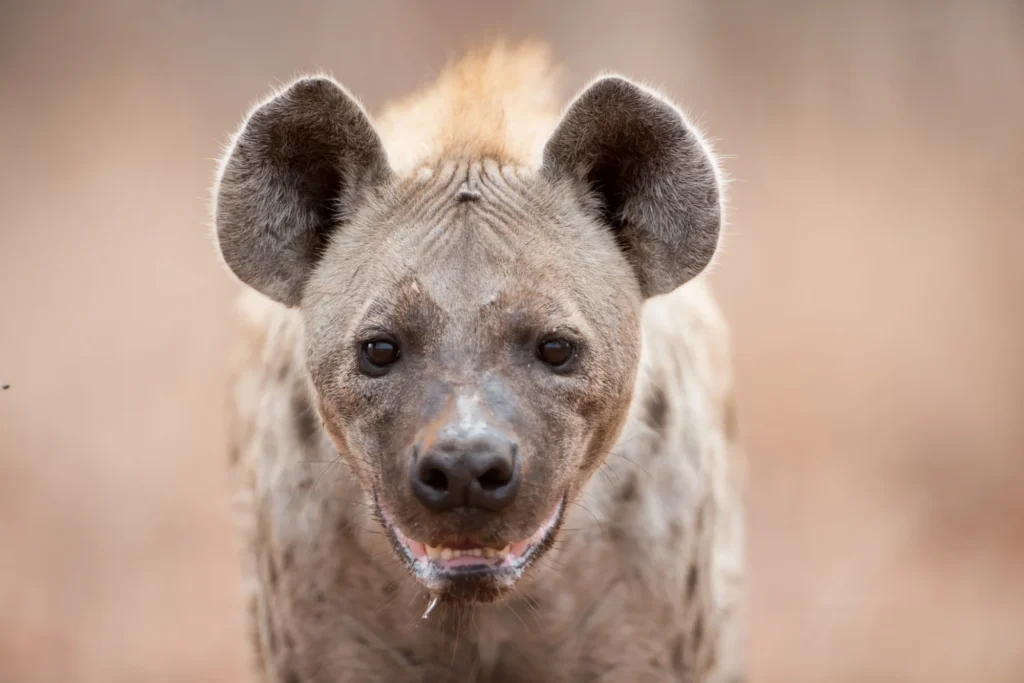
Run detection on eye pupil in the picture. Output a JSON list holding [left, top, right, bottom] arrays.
[[363, 340, 400, 369], [538, 339, 575, 367]]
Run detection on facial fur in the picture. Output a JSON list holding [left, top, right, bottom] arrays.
[[303, 161, 643, 598], [214, 56, 721, 602]]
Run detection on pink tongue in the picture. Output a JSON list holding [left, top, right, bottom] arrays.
[[443, 555, 501, 568]]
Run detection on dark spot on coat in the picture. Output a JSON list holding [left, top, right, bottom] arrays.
[[692, 614, 704, 650], [671, 634, 686, 672], [276, 362, 291, 381], [283, 630, 296, 652], [686, 563, 698, 600], [703, 644, 719, 672], [247, 598, 260, 637], [282, 547, 294, 571], [336, 518, 353, 539], [281, 670, 300, 683], [266, 615, 279, 655], [251, 631, 267, 673], [618, 472, 640, 503], [456, 188, 481, 202], [645, 383, 669, 433], [724, 393, 738, 440], [267, 555, 279, 589], [383, 581, 399, 598], [292, 390, 319, 446]]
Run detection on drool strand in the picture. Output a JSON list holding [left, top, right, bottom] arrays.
[[421, 594, 440, 620]]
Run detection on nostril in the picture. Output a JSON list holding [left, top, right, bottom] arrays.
[[468, 447, 520, 511], [421, 466, 449, 492], [477, 465, 511, 490], [411, 440, 520, 512]]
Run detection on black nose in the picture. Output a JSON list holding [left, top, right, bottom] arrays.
[[411, 436, 521, 512]]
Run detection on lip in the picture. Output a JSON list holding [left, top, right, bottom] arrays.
[[377, 497, 566, 591]]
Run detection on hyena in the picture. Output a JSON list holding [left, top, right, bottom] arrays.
[[214, 43, 746, 683]]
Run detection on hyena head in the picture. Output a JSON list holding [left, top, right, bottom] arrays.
[[214, 71, 721, 602]]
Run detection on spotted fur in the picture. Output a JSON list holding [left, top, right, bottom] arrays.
[[216, 43, 746, 683]]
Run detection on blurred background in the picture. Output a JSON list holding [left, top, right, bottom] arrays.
[[1, 1, 1022, 681]]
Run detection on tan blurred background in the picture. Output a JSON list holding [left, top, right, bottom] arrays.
[[1, 1, 1022, 681]]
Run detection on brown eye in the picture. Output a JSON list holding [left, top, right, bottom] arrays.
[[361, 339, 401, 374], [538, 338, 575, 368]]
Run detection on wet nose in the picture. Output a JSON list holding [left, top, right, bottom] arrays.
[[411, 435, 521, 513]]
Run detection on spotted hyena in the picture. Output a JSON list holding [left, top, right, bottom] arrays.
[[214, 43, 746, 683]]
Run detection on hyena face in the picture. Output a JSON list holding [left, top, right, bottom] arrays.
[[215, 75, 721, 602]]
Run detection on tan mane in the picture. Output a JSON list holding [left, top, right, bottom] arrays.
[[373, 41, 561, 174]]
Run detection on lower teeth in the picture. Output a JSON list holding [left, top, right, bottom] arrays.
[[424, 545, 512, 561]]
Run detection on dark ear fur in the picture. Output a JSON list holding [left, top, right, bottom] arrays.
[[542, 76, 721, 298], [215, 77, 390, 306]]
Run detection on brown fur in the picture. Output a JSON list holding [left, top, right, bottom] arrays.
[[374, 42, 561, 172], [215, 43, 746, 682]]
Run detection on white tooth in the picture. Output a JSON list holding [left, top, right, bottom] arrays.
[[426, 545, 441, 559], [498, 545, 510, 557], [440, 548, 453, 561], [483, 548, 495, 558], [470, 549, 482, 557]]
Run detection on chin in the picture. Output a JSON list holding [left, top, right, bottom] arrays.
[[377, 496, 566, 604]]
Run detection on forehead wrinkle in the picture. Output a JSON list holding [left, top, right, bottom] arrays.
[[346, 162, 463, 265], [368, 160, 548, 283], [336, 159, 601, 345], [410, 210, 516, 285]]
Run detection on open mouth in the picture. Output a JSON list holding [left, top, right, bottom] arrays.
[[378, 497, 566, 594]]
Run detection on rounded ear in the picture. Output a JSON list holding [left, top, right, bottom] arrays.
[[214, 77, 391, 307], [542, 76, 721, 298]]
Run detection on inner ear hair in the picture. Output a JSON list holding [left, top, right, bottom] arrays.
[[214, 76, 391, 307], [542, 76, 722, 299]]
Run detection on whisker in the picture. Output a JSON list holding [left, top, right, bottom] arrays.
[[504, 600, 530, 633], [568, 500, 606, 536]]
